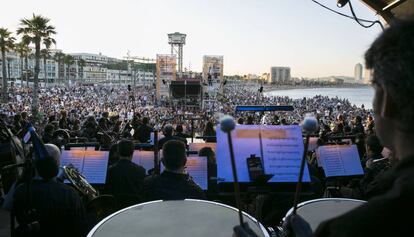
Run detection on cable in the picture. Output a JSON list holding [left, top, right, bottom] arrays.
[[311, 0, 384, 30], [348, 0, 385, 30]]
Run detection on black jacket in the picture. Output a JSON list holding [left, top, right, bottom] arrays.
[[105, 159, 146, 197], [314, 155, 414, 237], [143, 171, 206, 201], [13, 179, 87, 237]]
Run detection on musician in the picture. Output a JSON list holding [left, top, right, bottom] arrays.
[[313, 19, 414, 237], [12, 144, 88, 237], [105, 139, 146, 198], [174, 124, 191, 139], [134, 117, 153, 143], [143, 140, 206, 201], [158, 124, 187, 148]]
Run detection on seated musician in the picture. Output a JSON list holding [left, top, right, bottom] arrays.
[[12, 144, 88, 237], [143, 140, 206, 201], [158, 124, 187, 148], [105, 139, 146, 198], [312, 19, 414, 237], [134, 117, 153, 143]]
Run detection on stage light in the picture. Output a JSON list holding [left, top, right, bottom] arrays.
[[337, 0, 349, 8]]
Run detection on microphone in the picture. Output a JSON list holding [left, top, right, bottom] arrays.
[[220, 116, 244, 225], [292, 115, 319, 214]]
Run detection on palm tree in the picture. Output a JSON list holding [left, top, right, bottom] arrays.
[[40, 48, 51, 86], [17, 14, 56, 118], [64, 54, 74, 85], [0, 28, 15, 102], [78, 58, 86, 84], [14, 41, 30, 88], [53, 51, 65, 84]]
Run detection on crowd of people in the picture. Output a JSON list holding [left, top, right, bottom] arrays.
[[0, 18, 413, 237]]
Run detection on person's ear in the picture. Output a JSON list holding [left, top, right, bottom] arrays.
[[381, 86, 397, 118]]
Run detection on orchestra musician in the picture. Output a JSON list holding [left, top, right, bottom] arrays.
[[12, 144, 88, 237], [143, 140, 205, 201], [311, 18, 414, 237]]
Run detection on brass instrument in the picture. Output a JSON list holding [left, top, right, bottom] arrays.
[[63, 165, 115, 220], [63, 164, 99, 199]]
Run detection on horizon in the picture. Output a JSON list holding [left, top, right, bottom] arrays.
[[1, 0, 382, 78]]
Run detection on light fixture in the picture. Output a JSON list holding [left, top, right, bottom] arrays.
[[337, 0, 349, 8]]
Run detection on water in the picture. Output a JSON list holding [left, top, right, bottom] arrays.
[[264, 87, 374, 109]]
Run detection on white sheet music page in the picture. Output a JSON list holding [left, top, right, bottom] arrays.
[[186, 156, 208, 190], [318, 145, 364, 177], [132, 150, 154, 171], [60, 148, 85, 172], [81, 148, 109, 184], [261, 125, 311, 182]]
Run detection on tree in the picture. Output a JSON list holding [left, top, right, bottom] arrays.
[[64, 54, 74, 85], [53, 51, 65, 83], [40, 48, 51, 86], [0, 28, 15, 102], [78, 58, 86, 83], [14, 41, 30, 88], [17, 14, 56, 118]]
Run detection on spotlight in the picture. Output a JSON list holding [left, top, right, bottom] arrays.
[[337, 0, 349, 8]]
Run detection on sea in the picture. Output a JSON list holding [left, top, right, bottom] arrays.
[[264, 87, 374, 109]]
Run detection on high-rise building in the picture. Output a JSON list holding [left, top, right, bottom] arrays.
[[354, 63, 363, 82], [270, 67, 291, 84], [364, 69, 373, 84]]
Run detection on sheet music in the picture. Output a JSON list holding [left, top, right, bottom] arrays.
[[216, 125, 310, 183], [186, 156, 208, 190], [261, 125, 310, 182], [160, 156, 208, 190], [188, 143, 216, 152], [61, 148, 85, 171], [60, 147, 109, 184], [132, 150, 154, 171], [82, 149, 109, 184], [318, 145, 364, 177], [216, 125, 261, 182]]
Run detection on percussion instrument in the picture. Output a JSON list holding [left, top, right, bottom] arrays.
[[281, 198, 366, 233], [88, 199, 269, 237]]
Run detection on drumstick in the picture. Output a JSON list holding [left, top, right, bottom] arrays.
[[292, 115, 318, 214], [220, 115, 244, 226]]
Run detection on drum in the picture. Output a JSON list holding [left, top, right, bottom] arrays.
[[282, 198, 366, 232], [88, 199, 269, 237]]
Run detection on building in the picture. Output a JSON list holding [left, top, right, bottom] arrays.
[[0, 49, 60, 84], [354, 63, 363, 82], [1, 50, 156, 85], [270, 67, 291, 84], [364, 69, 373, 84]]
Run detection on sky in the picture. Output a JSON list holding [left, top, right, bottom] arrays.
[[0, 0, 383, 78]]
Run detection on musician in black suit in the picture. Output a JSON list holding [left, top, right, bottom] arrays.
[[134, 117, 153, 143], [12, 144, 88, 237], [158, 124, 187, 149], [143, 140, 205, 201], [313, 19, 414, 237], [105, 139, 146, 197]]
